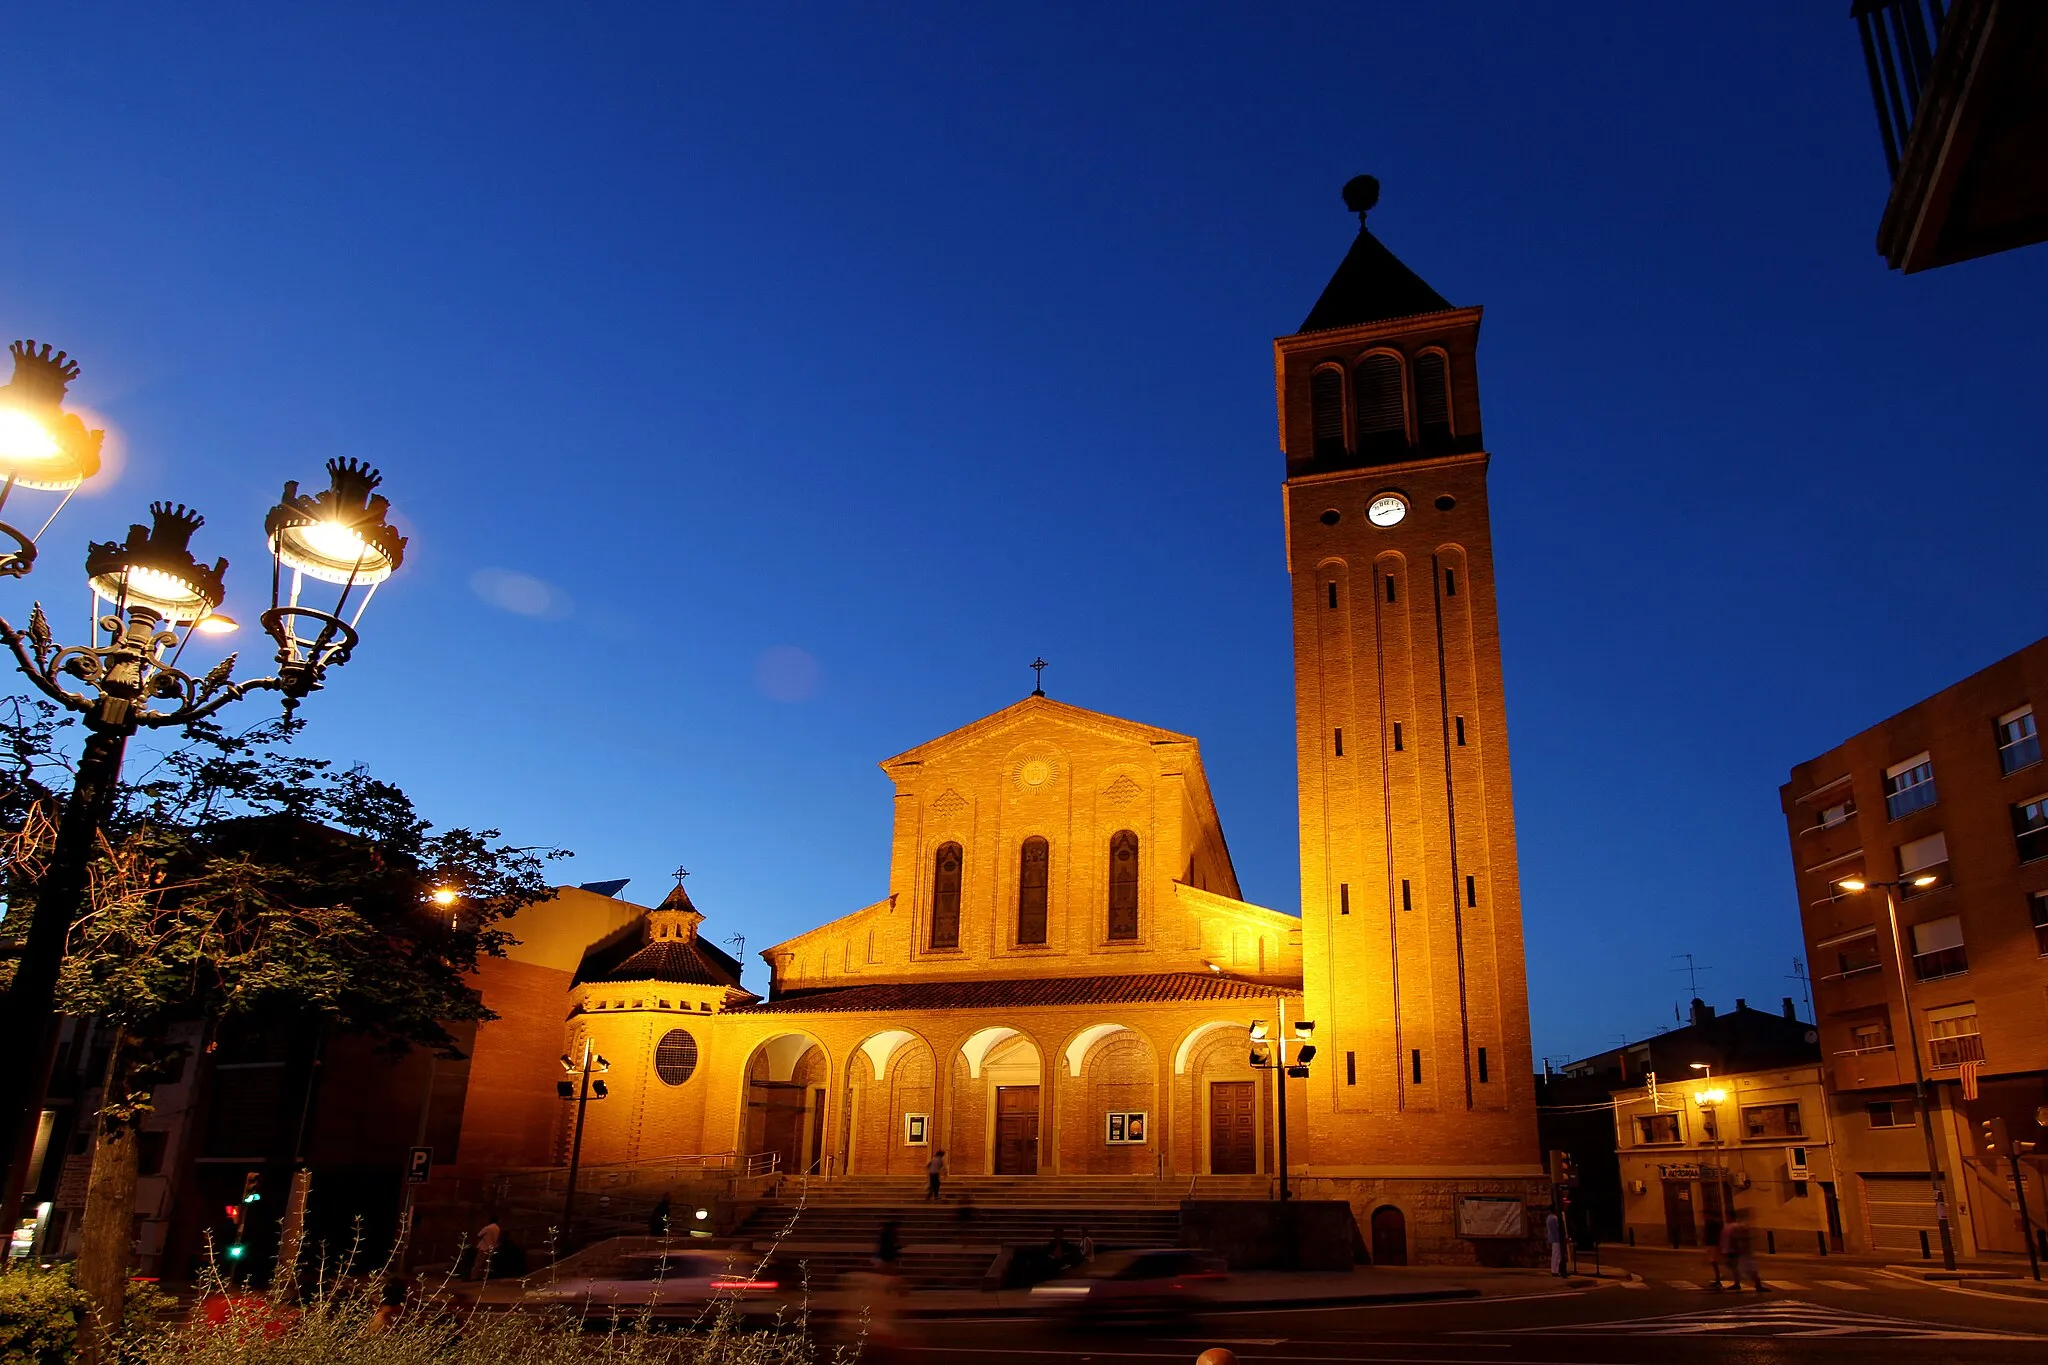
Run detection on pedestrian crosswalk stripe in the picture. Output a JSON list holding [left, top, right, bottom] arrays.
[[1482, 1298, 2041, 1340], [1664, 1280, 1699, 1290], [1817, 1279, 1867, 1291], [1620, 1279, 1647, 1289]]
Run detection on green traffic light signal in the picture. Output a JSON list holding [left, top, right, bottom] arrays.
[[225, 1244, 247, 1260]]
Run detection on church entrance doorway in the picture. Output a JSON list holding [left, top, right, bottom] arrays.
[[1208, 1080, 1257, 1174], [1369, 1205, 1408, 1265], [742, 1034, 828, 1177], [994, 1086, 1040, 1174]]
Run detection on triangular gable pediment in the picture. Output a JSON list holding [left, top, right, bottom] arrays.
[[880, 696, 1193, 773]]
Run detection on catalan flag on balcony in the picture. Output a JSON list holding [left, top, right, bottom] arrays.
[[1960, 1058, 1981, 1100]]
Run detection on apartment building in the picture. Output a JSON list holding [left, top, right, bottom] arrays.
[[1782, 636, 2048, 1259]]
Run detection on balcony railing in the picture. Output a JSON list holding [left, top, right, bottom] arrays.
[[1926, 1033, 1984, 1069], [1854, 0, 1948, 177]]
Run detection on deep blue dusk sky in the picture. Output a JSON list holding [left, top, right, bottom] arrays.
[[3, 6, 2042, 1064]]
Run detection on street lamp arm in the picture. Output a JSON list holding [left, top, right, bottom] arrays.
[[0, 610, 96, 712]]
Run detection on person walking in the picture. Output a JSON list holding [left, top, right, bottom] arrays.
[[1544, 1209, 1565, 1277], [1703, 1210, 1727, 1290], [649, 1194, 672, 1237], [1728, 1210, 1767, 1292], [924, 1149, 949, 1201], [1080, 1228, 1095, 1263]]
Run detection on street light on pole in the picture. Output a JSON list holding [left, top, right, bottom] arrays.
[[1248, 1004, 1314, 1202], [1837, 873, 1956, 1269], [0, 339, 408, 1238], [558, 1041, 609, 1239], [1688, 1064, 1732, 1234]]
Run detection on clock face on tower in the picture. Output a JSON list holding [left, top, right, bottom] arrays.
[[1367, 493, 1408, 527]]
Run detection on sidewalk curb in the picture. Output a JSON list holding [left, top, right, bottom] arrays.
[[873, 1285, 1483, 1320]]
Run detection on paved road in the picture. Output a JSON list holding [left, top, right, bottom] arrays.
[[843, 1256, 2048, 1365]]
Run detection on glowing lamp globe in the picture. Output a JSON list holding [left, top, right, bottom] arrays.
[[0, 341, 104, 492], [84, 503, 227, 622], [266, 458, 406, 586]]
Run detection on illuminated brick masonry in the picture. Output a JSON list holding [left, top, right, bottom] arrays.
[[445, 192, 1547, 1263]]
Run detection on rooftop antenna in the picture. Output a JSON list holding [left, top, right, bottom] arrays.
[[1670, 952, 1712, 998], [1787, 958, 1813, 1020], [1029, 656, 1048, 697]]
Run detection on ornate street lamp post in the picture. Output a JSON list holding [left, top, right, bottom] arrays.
[[0, 339, 407, 1238], [1248, 1006, 1316, 1201]]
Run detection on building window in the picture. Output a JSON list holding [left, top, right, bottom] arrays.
[[1815, 797, 1856, 829], [1700, 1106, 1719, 1142], [1384, 575, 1397, 603], [654, 1029, 700, 1086], [1847, 1019, 1893, 1053], [1909, 915, 1967, 981], [2031, 890, 2048, 956], [1444, 568, 1457, 596], [1998, 706, 2040, 775], [1865, 1100, 1907, 1128], [1455, 716, 1466, 746], [1925, 1003, 1982, 1069], [1017, 836, 1049, 946], [1414, 349, 1451, 445], [1897, 830, 1948, 895], [1401, 879, 1412, 912], [2014, 796, 2048, 863], [1354, 353, 1405, 456], [1339, 883, 1349, 916], [1410, 1049, 1422, 1084], [1327, 582, 1338, 609], [1741, 1103, 1803, 1139], [929, 842, 963, 950], [1477, 1046, 1489, 1083], [1465, 875, 1476, 907], [1334, 728, 1344, 757], [1637, 1113, 1681, 1145], [1884, 754, 1937, 819], [1310, 366, 1347, 458], [1346, 1051, 1357, 1086], [1107, 830, 1140, 941], [1392, 722, 1404, 752]]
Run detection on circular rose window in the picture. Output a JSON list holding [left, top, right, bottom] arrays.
[[655, 1029, 699, 1086]]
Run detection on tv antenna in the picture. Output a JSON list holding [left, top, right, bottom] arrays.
[[1787, 958, 1813, 1020], [1671, 952, 1713, 997]]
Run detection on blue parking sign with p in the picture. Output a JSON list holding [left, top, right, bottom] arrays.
[[407, 1147, 432, 1184]]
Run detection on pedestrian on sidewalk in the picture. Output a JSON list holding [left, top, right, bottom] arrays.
[[471, 1216, 502, 1281], [1544, 1209, 1564, 1277], [924, 1149, 949, 1201], [1704, 1212, 1727, 1290]]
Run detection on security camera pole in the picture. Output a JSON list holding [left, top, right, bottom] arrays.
[[558, 1039, 609, 1236]]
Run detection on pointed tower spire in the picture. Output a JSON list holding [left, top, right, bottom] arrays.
[[1299, 177, 1453, 333]]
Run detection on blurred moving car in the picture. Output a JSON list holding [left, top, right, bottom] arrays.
[[1027, 1248, 1228, 1316], [521, 1250, 786, 1318]]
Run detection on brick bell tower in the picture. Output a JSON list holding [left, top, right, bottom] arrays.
[[1279, 178, 1538, 1182]]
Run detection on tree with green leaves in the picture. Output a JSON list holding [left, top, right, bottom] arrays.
[[0, 697, 564, 1347]]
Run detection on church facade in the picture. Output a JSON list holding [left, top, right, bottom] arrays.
[[452, 190, 1547, 1261]]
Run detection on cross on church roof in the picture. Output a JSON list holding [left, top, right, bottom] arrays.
[[1030, 656, 1048, 697], [671, 865, 690, 885]]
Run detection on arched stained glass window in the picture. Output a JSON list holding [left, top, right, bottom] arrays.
[[929, 842, 963, 950], [1310, 366, 1346, 457], [1107, 831, 1140, 941], [1017, 837, 1049, 945]]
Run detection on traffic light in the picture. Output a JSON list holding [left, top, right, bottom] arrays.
[[1979, 1116, 2011, 1161], [241, 1171, 262, 1204], [1561, 1154, 1581, 1188]]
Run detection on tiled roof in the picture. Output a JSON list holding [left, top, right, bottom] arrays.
[[726, 971, 1292, 1016], [575, 928, 750, 993], [1298, 228, 1454, 333]]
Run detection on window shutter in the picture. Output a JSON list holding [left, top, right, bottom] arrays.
[[1310, 368, 1345, 456], [1910, 916, 1964, 954], [1898, 831, 1948, 873], [1414, 350, 1450, 443], [1354, 354, 1405, 451]]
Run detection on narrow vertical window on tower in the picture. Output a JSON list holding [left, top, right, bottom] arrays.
[[1393, 722, 1404, 751], [1414, 349, 1451, 447], [1354, 353, 1406, 458], [1107, 831, 1140, 941], [1327, 582, 1338, 609], [929, 843, 963, 950], [1339, 883, 1350, 915], [1411, 1049, 1423, 1084], [1346, 1052, 1357, 1086], [1477, 1047, 1489, 1083], [1455, 716, 1467, 746], [1310, 366, 1347, 458], [1017, 836, 1049, 946]]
